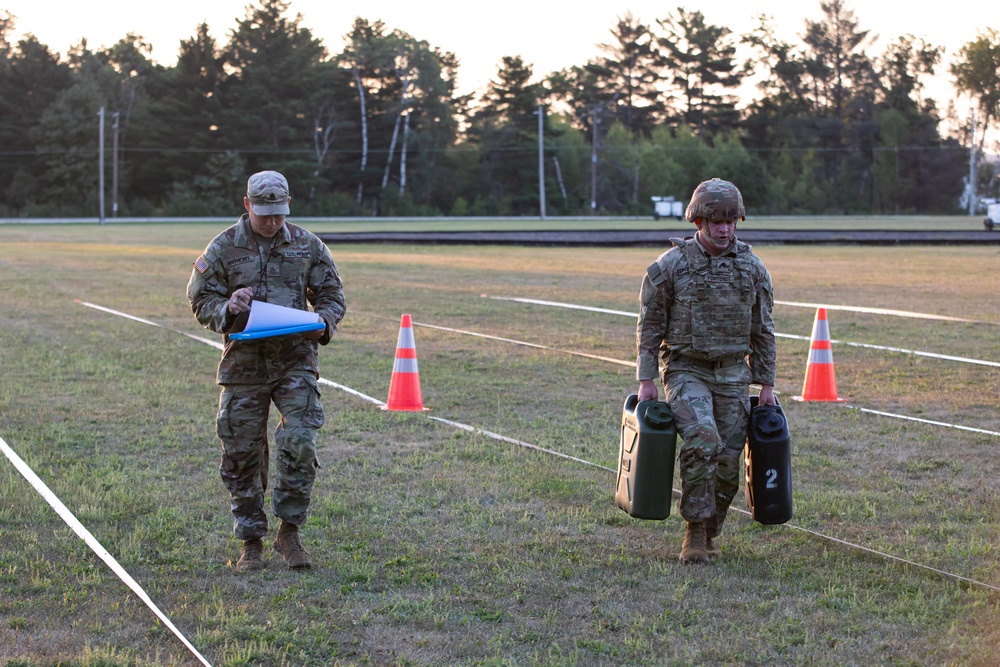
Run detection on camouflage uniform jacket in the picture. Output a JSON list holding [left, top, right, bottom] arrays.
[[636, 235, 776, 386], [187, 215, 346, 384]]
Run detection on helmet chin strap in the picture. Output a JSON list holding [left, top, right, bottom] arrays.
[[705, 230, 729, 246], [695, 222, 736, 256]]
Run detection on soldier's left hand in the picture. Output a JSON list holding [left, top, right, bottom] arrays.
[[758, 385, 777, 406], [301, 319, 326, 341]]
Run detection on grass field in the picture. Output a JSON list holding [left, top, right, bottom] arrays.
[[1, 222, 999, 666]]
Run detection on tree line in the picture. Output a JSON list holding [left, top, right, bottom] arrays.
[[0, 0, 997, 218]]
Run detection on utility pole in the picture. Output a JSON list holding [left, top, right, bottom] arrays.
[[967, 109, 977, 216], [535, 104, 546, 220], [112, 111, 120, 218], [98, 107, 105, 224], [590, 106, 599, 215], [894, 146, 900, 216]]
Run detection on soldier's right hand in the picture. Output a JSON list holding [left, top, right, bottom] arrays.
[[228, 287, 254, 315], [638, 379, 659, 402]]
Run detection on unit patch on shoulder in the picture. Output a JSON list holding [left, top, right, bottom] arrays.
[[194, 256, 210, 273]]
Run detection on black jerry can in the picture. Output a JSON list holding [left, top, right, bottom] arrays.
[[744, 395, 794, 525], [615, 394, 677, 520]]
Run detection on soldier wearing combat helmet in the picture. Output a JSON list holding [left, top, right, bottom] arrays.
[[635, 178, 777, 564]]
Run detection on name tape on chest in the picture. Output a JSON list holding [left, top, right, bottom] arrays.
[[705, 273, 733, 283], [224, 255, 255, 268]]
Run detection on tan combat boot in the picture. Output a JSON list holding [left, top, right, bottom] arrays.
[[679, 521, 709, 564], [274, 520, 312, 569], [235, 537, 265, 572]]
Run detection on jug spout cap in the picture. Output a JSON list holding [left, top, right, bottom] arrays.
[[642, 402, 673, 429], [758, 409, 786, 435]]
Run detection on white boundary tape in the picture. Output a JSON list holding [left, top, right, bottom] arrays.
[[845, 406, 1000, 437], [71, 301, 1000, 596], [0, 435, 213, 666], [411, 320, 634, 367], [481, 295, 994, 325], [773, 300, 989, 324], [483, 296, 1000, 368], [75, 300, 223, 351], [402, 311, 1000, 438]]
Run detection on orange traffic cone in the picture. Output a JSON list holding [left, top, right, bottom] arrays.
[[383, 314, 428, 411], [793, 307, 846, 402]]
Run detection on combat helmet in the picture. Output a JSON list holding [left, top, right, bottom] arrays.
[[684, 178, 745, 223]]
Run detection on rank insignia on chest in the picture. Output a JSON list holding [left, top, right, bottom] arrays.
[[706, 259, 733, 282], [267, 264, 281, 277]]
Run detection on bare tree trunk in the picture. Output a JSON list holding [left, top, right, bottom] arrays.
[[399, 111, 410, 195], [351, 67, 368, 206], [381, 113, 401, 190], [632, 162, 640, 204], [382, 75, 411, 191], [552, 156, 568, 205], [310, 103, 336, 201], [976, 114, 991, 159]]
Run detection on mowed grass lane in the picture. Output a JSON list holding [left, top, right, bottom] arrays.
[[1, 222, 998, 666]]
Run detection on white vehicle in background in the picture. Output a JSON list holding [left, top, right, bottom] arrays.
[[985, 201, 999, 231], [651, 196, 684, 220]]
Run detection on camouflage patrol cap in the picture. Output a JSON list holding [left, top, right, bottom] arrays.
[[247, 170, 290, 216], [684, 178, 745, 223]]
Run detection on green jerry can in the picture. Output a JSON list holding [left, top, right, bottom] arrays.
[[615, 394, 677, 520]]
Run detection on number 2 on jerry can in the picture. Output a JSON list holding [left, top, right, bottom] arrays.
[[744, 396, 793, 525]]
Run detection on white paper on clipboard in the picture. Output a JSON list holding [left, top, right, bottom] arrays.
[[230, 300, 324, 341]]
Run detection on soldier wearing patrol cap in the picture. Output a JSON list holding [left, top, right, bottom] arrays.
[[635, 178, 777, 564], [187, 170, 346, 572]]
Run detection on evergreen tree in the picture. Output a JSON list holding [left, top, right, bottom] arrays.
[[656, 8, 746, 139], [139, 22, 226, 204], [466, 56, 544, 215], [0, 2, 978, 216], [220, 0, 328, 170], [0, 21, 72, 214], [586, 13, 664, 138], [638, 125, 688, 208], [545, 114, 590, 214], [30, 79, 108, 215], [872, 36, 961, 214]]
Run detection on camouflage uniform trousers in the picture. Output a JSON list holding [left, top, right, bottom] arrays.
[[216, 374, 324, 541], [664, 361, 751, 523]]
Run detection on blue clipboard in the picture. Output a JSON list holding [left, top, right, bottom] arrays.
[[230, 321, 325, 341]]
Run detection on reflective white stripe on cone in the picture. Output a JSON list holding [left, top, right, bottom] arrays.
[[793, 307, 846, 402], [384, 313, 428, 411]]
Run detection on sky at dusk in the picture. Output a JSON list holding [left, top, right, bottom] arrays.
[[3, 0, 997, 136]]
